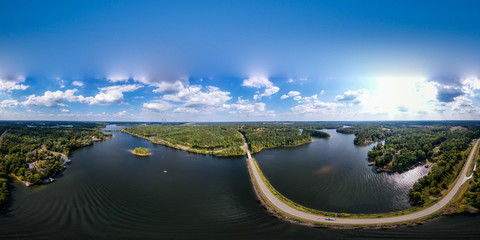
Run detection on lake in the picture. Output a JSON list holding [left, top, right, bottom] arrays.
[[1, 125, 480, 239]]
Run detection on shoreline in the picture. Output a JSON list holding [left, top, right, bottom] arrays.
[[129, 149, 152, 157], [245, 139, 480, 228], [122, 130, 247, 157], [121, 129, 314, 157]]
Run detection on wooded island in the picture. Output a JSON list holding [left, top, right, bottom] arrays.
[[131, 147, 151, 156]]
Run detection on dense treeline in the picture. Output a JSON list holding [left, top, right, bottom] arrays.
[[303, 129, 330, 138], [239, 124, 312, 153], [0, 124, 110, 211], [368, 127, 475, 171], [0, 127, 109, 156], [124, 124, 316, 156], [408, 132, 474, 206], [462, 153, 480, 212], [333, 123, 480, 207], [336, 126, 386, 145], [123, 125, 246, 156], [0, 164, 7, 210]]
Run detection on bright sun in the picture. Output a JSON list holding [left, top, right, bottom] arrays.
[[369, 76, 437, 118]]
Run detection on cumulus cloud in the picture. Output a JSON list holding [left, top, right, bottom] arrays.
[[90, 84, 142, 105], [60, 108, 70, 113], [291, 101, 343, 113], [107, 75, 129, 83], [289, 93, 343, 113], [229, 97, 266, 113], [242, 76, 280, 100], [72, 81, 84, 87], [280, 91, 301, 99], [0, 99, 20, 107], [295, 94, 318, 103], [429, 76, 480, 103], [436, 86, 464, 102], [462, 77, 480, 97], [155, 83, 231, 112], [143, 100, 175, 112], [152, 81, 185, 94], [22, 84, 141, 107], [335, 89, 369, 104], [451, 96, 478, 114], [0, 77, 29, 92], [24, 89, 84, 107], [116, 110, 127, 116]]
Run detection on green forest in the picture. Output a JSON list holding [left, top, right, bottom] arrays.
[[122, 123, 328, 156], [0, 124, 110, 210], [348, 124, 480, 207], [3, 121, 480, 214], [336, 125, 386, 145], [462, 152, 480, 212], [239, 124, 313, 153], [123, 125, 246, 156]]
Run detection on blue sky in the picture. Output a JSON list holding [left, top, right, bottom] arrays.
[[1, 0, 480, 121]]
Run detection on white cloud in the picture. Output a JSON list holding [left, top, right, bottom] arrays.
[[289, 93, 342, 114], [159, 84, 231, 112], [335, 89, 369, 105], [90, 84, 142, 105], [152, 81, 185, 94], [227, 97, 276, 117], [0, 77, 29, 92], [116, 110, 127, 116], [0, 99, 20, 107], [295, 94, 318, 103], [291, 101, 343, 113], [280, 91, 301, 99], [242, 76, 273, 88], [72, 81, 84, 87], [229, 97, 266, 113], [320, 90, 325, 95], [286, 77, 307, 84], [143, 100, 175, 112], [462, 77, 480, 97], [60, 108, 70, 113], [450, 96, 478, 114], [24, 89, 84, 107], [107, 75, 129, 83], [242, 76, 280, 100], [57, 78, 66, 88], [22, 84, 141, 107]]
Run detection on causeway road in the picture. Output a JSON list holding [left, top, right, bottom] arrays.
[[245, 137, 480, 225]]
